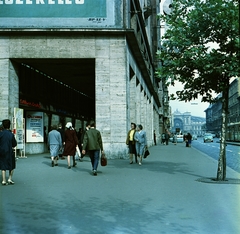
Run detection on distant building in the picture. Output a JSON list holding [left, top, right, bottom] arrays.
[[205, 78, 240, 141], [171, 109, 205, 136]]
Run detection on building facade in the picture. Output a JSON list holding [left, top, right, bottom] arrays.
[[205, 78, 240, 141], [0, 1, 167, 157], [171, 109, 205, 136]]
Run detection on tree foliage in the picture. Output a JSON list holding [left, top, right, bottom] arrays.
[[157, 0, 239, 181], [157, 0, 239, 102]]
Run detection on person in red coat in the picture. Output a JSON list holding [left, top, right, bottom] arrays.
[[63, 122, 79, 169]]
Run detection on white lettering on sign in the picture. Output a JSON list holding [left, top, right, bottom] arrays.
[[36, 0, 45, 4], [3, 0, 13, 4], [0, 0, 84, 4]]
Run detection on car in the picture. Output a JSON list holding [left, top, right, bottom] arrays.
[[176, 135, 184, 143], [203, 133, 213, 143], [192, 135, 197, 140], [169, 134, 184, 143]]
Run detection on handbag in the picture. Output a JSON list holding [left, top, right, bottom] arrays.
[[101, 153, 107, 166], [76, 145, 81, 157], [144, 147, 150, 158]]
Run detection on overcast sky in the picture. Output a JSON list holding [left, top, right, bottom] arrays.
[[168, 81, 210, 118]]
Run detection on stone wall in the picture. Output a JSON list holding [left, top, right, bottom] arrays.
[[0, 33, 158, 157]]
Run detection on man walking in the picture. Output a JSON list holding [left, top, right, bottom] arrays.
[[82, 121, 104, 176]]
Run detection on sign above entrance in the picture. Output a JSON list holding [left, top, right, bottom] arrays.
[[0, 0, 117, 28], [0, 0, 105, 18]]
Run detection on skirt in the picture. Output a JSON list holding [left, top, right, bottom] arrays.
[[50, 144, 60, 157]]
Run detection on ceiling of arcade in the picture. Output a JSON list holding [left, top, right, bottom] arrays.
[[15, 58, 95, 100]]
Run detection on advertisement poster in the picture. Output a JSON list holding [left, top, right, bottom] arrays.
[[14, 108, 24, 149], [26, 111, 44, 142]]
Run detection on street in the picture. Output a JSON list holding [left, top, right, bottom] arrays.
[[191, 138, 240, 173]]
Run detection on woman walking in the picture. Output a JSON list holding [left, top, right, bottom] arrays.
[[134, 124, 147, 166], [48, 125, 62, 167], [63, 122, 79, 169]]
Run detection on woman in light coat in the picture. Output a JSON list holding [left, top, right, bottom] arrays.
[[48, 125, 62, 167], [134, 124, 147, 165]]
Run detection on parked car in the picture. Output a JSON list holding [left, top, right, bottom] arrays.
[[192, 135, 197, 140], [176, 135, 184, 143], [203, 133, 213, 143]]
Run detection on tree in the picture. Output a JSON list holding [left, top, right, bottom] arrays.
[[156, 0, 239, 181]]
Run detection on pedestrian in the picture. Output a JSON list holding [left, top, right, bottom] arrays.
[[161, 133, 166, 144], [77, 128, 83, 145], [184, 134, 188, 147], [153, 130, 157, 145], [63, 122, 79, 169], [57, 123, 65, 159], [134, 124, 147, 166], [79, 122, 90, 161], [126, 122, 137, 164], [165, 131, 170, 145], [0, 119, 17, 185], [48, 125, 62, 167], [173, 133, 177, 145], [187, 133, 192, 147], [82, 120, 104, 176]]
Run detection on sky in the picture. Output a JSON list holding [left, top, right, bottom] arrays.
[[168, 81, 210, 118]]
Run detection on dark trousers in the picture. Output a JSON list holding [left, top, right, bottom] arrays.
[[88, 150, 100, 171]]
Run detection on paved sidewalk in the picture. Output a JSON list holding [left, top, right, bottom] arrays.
[[1, 143, 240, 234]]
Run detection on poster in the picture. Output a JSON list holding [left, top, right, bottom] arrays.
[[26, 111, 44, 142], [14, 108, 24, 149]]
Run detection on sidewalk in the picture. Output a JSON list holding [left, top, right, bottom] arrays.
[[226, 141, 240, 146], [1, 143, 240, 234]]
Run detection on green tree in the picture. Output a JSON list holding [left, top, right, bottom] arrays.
[[157, 0, 239, 181]]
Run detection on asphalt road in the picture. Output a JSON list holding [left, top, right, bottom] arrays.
[[191, 138, 240, 173]]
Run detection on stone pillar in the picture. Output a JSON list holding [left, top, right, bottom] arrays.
[[0, 37, 9, 120], [129, 75, 137, 124], [95, 36, 127, 158]]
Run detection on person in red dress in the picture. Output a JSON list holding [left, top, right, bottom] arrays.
[[63, 122, 79, 169]]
